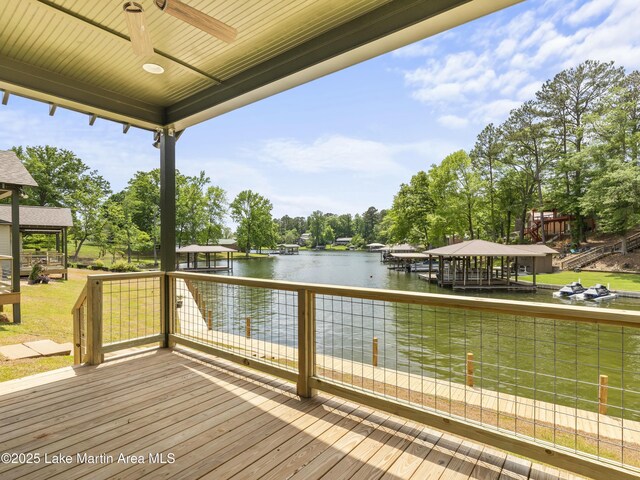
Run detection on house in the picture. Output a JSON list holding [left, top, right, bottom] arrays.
[[216, 238, 238, 250], [298, 233, 311, 246], [333, 237, 352, 246], [523, 209, 596, 242]]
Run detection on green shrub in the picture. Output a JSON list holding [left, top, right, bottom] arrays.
[[93, 259, 105, 269], [109, 261, 139, 272], [28, 263, 44, 282]]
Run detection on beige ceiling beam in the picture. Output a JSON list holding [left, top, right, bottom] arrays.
[[0, 55, 163, 129]]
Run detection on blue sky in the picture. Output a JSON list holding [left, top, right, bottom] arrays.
[[1, 0, 640, 221]]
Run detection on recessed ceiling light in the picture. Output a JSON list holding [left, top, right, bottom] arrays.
[[142, 63, 164, 74]]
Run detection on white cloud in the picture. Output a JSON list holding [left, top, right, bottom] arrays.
[[400, 0, 640, 128], [517, 81, 543, 101], [566, 0, 616, 26], [269, 194, 346, 218], [471, 99, 521, 125], [495, 38, 517, 58], [257, 135, 404, 175], [438, 114, 469, 129]]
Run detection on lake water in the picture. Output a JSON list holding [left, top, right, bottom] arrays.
[[200, 250, 640, 418], [233, 250, 640, 310]]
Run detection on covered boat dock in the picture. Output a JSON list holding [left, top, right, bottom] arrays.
[[176, 245, 237, 273], [422, 240, 557, 291]]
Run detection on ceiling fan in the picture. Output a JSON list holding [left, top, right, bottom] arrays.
[[123, 0, 237, 57]]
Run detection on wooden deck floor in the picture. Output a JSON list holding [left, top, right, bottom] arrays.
[[0, 349, 586, 480]]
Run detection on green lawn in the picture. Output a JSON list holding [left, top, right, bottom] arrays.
[[0, 269, 90, 381], [526, 271, 640, 292]]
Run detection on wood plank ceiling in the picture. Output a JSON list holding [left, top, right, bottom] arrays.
[[0, 0, 521, 131]]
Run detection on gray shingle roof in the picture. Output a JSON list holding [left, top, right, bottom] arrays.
[[0, 205, 73, 228], [0, 151, 38, 187]]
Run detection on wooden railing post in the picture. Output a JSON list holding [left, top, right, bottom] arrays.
[[297, 289, 316, 398], [86, 278, 103, 365]]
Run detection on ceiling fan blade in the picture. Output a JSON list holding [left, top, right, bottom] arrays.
[[155, 0, 237, 43], [123, 2, 154, 57]]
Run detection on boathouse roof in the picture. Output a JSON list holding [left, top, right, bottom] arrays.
[[176, 244, 237, 253], [424, 239, 556, 257]]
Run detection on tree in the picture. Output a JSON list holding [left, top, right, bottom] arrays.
[[501, 101, 557, 242], [283, 229, 299, 245], [470, 124, 504, 240], [69, 170, 111, 260], [362, 207, 379, 243], [126, 169, 160, 265], [581, 160, 640, 253], [337, 214, 353, 238], [590, 71, 640, 165], [12, 145, 88, 207], [352, 213, 364, 238], [176, 171, 210, 247], [199, 186, 226, 245], [323, 225, 335, 245], [536, 60, 624, 243], [308, 210, 326, 247], [388, 171, 434, 245], [230, 190, 274, 256]]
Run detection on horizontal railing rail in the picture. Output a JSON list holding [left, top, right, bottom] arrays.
[[76, 270, 640, 479], [168, 271, 640, 327], [20, 252, 65, 267]]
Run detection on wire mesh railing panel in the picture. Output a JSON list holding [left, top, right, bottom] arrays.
[[174, 278, 298, 373], [102, 276, 162, 345], [313, 293, 640, 471]]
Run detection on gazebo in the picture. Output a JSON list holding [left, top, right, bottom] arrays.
[[0, 204, 73, 279], [277, 244, 300, 255], [176, 244, 236, 273], [423, 239, 558, 290], [0, 150, 38, 322]]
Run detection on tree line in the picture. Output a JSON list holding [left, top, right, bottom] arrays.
[[11, 146, 389, 261], [383, 60, 640, 253]]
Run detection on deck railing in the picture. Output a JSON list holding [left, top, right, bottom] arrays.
[[73, 272, 165, 365], [73, 271, 640, 479], [20, 252, 65, 267]]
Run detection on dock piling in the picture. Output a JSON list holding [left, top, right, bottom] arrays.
[[599, 374, 608, 415], [466, 352, 474, 387], [372, 337, 379, 367], [246, 317, 251, 338]]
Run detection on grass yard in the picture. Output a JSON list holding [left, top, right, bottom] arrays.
[[526, 271, 640, 292], [0, 268, 91, 381]]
